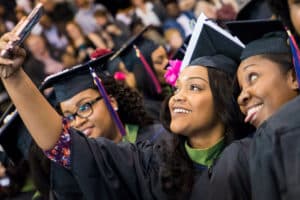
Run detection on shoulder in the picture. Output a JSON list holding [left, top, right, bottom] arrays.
[[220, 137, 252, 161], [212, 137, 253, 176], [137, 123, 174, 145], [262, 96, 300, 134]]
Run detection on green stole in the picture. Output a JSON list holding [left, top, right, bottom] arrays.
[[122, 124, 139, 143], [185, 138, 225, 167]]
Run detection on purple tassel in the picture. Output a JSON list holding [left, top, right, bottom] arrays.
[[89, 67, 126, 136], [134, 45, 162, 94]]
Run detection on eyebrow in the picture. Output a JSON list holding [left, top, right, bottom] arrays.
[[75, 97, 92, 107], [242, 64, 257, 71], [63, 96, 97, 114], [180, 76, 209, 83]]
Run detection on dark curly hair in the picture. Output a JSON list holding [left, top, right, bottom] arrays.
[[267, 0, 294, 32], [92, 74, 154, 127], [159, 67, 253, 199]]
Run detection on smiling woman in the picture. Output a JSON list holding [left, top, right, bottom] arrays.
[[236, 30, 299, 128], [26, 51, 164, 199], [228, 19, 300, 199], [237, 53, 298, 128]]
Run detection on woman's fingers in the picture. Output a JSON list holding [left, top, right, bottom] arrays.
[[0, 32, 20, 54], [0, 57, 13, 65]]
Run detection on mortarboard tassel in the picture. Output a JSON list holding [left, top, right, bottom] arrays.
[[133, 45, 162, 94], [286, 28, 300, 86], [89, 66, 126, 136]]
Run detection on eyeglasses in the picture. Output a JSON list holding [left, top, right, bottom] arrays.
[[64, 96, 103, 124]]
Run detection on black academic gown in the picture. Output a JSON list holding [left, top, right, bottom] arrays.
[[189, 137, 253, 200], [50, 123, 171, 200], [250, 95, 300, 200], [69, 130, 166, 200], [68, 130, 216, 200]]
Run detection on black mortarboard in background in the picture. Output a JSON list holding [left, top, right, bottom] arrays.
[[0, 108, 31, 164], [236, 0, 272, 20], [226, 19, 290, 60], [181, 13, 245, 75], [0, 91, 58, 164], [109, 26, 159, 72], [40, 51, 113, 103]]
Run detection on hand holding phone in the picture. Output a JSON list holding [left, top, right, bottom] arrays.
[[0, 3, 43, 57]]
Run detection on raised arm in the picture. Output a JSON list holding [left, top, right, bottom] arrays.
[[0, 32, 62, 150]]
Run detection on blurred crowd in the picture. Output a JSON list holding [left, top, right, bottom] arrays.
[[0, 0, 280, 199]]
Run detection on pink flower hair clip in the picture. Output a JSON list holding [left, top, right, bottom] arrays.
[[164, 59, 182, 86]]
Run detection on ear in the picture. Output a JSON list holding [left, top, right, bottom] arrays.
[[109, 96, 119, 111], [287, 69, 299, 90]]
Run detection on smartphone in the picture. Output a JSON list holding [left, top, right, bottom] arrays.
[[0, 3, 44, 57]]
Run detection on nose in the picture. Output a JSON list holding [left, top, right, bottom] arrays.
[[237, 88, 251, 107], [172, 90, 186, 102]]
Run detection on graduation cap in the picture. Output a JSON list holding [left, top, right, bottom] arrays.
[[108, 25, 161, 76], [225, 19, 289, 60], [226, 19, 300, 86], [236, 0, 272, 20], [109, 26, 149, 61], [181, 13, 245, 74], [40, 51, 113, 102]]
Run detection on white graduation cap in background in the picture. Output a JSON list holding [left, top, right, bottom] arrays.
[[181, 13, 245, 71]]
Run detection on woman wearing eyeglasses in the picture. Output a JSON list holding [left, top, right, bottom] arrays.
[[26, 51, 168, 199]]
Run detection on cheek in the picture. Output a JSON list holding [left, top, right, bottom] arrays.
[[196, 97, 215, 119], [91, 106, 110, 125]]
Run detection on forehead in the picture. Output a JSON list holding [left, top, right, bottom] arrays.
[[178, 66, 208, 81], [61, 88, 99, 106], [151, 46, 166, 56], [237, 55, 282, 75]]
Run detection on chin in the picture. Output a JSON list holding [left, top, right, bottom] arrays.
[[170, 125, 185, 135]]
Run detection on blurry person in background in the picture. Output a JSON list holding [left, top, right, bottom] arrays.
[[176, 0, 196, 36], [194, 0, 217, 19], [268, 0, 300, 38], [25, 34, 63, 76], [64, 21, 107, 63], [130, 0, 167, 28], [74, 0, 107, 34], [163, 28, 184, 59], [39, 14, 69, 59], [94, 9, 131, 50], [162, 0, 186, 38]]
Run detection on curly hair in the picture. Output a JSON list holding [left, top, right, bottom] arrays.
[[91, 74, 154, 127], [267, 0, 293, 31], [159, 67, 254, 199]]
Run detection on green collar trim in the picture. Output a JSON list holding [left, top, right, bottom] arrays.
[[185, 138, 225, 167], [123, 124, 139, 143], [21, 177, 35, 193]]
